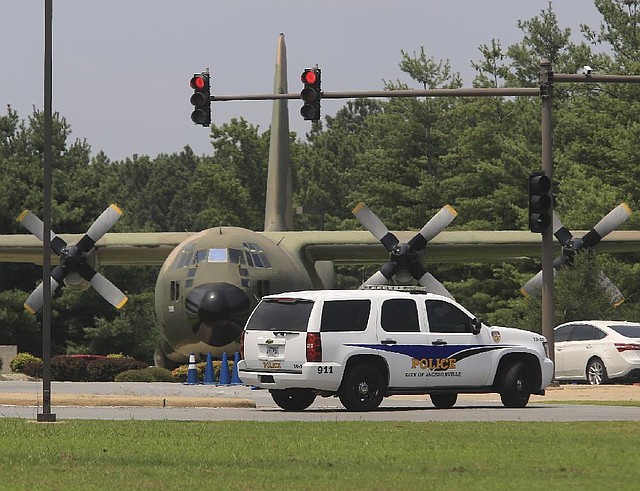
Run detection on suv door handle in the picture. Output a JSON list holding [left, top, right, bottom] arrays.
[[432, 339, 447, 346], [381, 339, 397, 345]]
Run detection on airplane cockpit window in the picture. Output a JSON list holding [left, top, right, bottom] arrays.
[[208, 248, 228, 263], [174, 244, 195, 269], [194, 249, 208, 264], [228, 248, 246, 265], [252, 253, 264, 268], [242, 242, 271, 269], [260, 254, 272, 269]]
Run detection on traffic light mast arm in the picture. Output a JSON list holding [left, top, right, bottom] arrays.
[[211, 87, 539, 101], [208, 72, 640, 102]]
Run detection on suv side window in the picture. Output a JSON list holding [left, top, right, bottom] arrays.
[[321, 300, 371, 332], [381, 299, 420, 332], [426, 299, 472, 333]]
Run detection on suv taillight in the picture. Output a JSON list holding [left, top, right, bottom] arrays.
[[306, 332, 322, 362], [240, 330, 245, 359]]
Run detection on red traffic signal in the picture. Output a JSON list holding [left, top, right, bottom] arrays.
[[302, 70, 317, 85], [300, 68, 321, 121], [190, 73, 211, 126], [190, 75, 206, 91]]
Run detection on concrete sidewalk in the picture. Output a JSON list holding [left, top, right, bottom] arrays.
[[0, 380, 257, 408]]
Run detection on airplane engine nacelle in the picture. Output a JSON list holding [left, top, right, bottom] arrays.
[[63, 250, 99, 292]]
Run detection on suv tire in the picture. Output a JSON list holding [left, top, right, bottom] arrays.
[[499, 361, 531, 408], [338, 363, 386, 411], [270, 389, 316, 411], [430, 393, 458, 408]]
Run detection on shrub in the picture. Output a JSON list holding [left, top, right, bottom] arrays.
[[87, 357, 147, 382], [10, 353, 43, 373], [115, 369, 154, 382], [114, 367, 175, 383], [51, 355, 89, 381], [22, 361, 43, 379]]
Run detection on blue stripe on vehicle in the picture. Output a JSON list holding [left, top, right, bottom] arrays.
[[344, 343, 516, 360]]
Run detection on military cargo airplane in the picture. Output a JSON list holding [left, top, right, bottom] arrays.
[[1, 34, 640, 367]]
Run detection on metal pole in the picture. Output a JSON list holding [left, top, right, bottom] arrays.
[[38, 0, 56, 422], [539, 60, 555, 367], [211, 87, 539, 102]]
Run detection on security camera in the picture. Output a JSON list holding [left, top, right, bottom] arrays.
[[582, 65, 593, 75]]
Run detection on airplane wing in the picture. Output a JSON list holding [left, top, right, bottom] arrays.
[[264, 229, 640, 265], [0, 232, 190, 266], [1, 229, 639, 267]]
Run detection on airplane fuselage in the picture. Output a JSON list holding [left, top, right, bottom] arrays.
[[154, 226, 314, 366]]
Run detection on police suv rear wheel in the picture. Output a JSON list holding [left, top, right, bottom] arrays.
[[339, 363, 386, 411], [270, 389, 316, 411], [430, 393, 458, 408]]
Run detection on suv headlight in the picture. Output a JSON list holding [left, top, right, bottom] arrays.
[[542, 341, 550, 359]]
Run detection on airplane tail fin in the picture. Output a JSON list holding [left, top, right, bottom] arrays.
[[263, 33, 293, 231]]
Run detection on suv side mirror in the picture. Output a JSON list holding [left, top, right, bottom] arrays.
[[471, 318, 482, 335]]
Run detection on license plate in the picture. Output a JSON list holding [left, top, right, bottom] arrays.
[[266, 346, 280, 357]]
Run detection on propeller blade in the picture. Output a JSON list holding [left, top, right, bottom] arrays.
[[24, 277, 60, 314], [418, 272, 454, 299], [76, 204, 123, 253], [409, 205, 457, 251], [581, 203, 632, 249], [352, 202, 398, 251], [552, 212, 573, 247], [17, 210, 45, 242], [17, 210, 67, 255], [89, 272, 128, 309], [362, 270, 390, 287], [597, 271, 625, 307]]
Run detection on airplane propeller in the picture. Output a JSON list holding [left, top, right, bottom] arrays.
[[520, 203, 632, 306], [17, 204, 128, 314], [352, 202, 457, 298]]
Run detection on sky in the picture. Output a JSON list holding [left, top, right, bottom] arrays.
[[1, 1, 605, 161]]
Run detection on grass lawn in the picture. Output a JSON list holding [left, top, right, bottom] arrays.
[[1, 419, 639, 490]]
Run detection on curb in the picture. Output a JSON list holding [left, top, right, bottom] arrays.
[[0, 393, 256, 408]]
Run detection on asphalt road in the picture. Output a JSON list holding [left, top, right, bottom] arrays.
[[1, 380, 639, 422]]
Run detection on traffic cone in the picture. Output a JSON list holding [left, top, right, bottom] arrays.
[[218, 352, 231, 385], [231, 352, 243, 385], [186, 353, 198, 385], [204, 351, 216, 385]]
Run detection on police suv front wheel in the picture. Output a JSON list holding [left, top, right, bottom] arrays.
[[499, 361, 531, 408], [338, 363, 386, 411]]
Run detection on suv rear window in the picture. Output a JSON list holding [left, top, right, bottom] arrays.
[[245, 298, 313, 332], [320, 300, 371, 332]]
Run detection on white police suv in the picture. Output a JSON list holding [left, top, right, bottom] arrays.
[[238, 286, 554, 411]]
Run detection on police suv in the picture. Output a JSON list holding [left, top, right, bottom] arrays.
[[238, 286, 554, 411]]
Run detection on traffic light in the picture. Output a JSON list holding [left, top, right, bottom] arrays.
[[528, 171, 552, 233], [300, 68, 321, 121], [190, 73, 211, 126]]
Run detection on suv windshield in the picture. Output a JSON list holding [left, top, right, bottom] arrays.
[[245, 298, 314, 332]]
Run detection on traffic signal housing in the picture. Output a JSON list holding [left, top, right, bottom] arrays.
[[190, 73, 211, 126], [300, 68, 321, 121], [528, 171, 552, 233]]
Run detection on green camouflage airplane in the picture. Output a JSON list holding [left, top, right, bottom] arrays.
[[1, 34, 639, 367]]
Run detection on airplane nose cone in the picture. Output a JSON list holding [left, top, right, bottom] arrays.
[[185, 282, 251, 347]]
